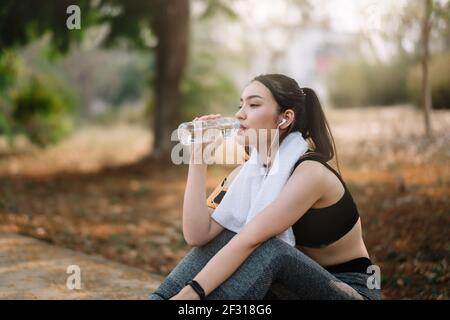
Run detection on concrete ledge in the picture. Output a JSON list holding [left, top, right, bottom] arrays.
[[0, 232, 165, 299]]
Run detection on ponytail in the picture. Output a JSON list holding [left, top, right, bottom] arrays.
[[302, 87, 341, 174]]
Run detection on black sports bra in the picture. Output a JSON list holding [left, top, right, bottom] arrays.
[[290, 152, 360, 248], [206, 151, 360, 248]]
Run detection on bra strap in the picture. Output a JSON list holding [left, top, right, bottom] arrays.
[[292, 152, 347, 190]]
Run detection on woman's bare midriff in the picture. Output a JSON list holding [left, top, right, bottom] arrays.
[[296, 218, 370, 267], [296, 166, 370, 267]]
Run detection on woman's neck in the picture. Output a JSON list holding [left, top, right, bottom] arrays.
[[255, 133, 287, 167]]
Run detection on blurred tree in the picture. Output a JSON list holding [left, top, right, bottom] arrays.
[[94, 0, 189, 159], [379, 0, 449, 60], [0, 0, 187, 158], [408, 52, 450, 110], [421, 0, 433, 139], [330, 1, 449, 124], [0, 0, 239, 159], [0, 0, 96, 53], [378, 0, 450, 137], [102, 0, 241, 158], [151, 0, 189, 159], [0, 51, 22, 145], [0, 0, 96, 146]]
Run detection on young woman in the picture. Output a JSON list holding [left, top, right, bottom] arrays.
[[149, 74, 381, 300]]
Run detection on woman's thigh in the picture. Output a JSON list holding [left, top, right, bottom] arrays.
[[208, 237, 368, 300], [263, 239, 368, 300]]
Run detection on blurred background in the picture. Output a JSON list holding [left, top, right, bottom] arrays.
[[0, 0, 448, 299]]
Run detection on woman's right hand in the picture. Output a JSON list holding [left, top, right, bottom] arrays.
[[190, 114, 224, 165]]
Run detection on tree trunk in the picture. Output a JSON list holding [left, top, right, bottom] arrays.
[[152, 0, 190, 160], [421, 0, 433, 139]]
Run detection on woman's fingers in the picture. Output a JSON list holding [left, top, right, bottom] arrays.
[[198, 114, 220, 121], [193, 114, 221, 122]]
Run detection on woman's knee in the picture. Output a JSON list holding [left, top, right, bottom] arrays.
[[158, 229, 237, 282], [148, 230, 237, 300]]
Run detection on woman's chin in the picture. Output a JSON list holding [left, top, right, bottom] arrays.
[[236, 129, 262, 148]]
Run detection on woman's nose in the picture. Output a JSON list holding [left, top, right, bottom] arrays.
[[235, 108, 245, 119]]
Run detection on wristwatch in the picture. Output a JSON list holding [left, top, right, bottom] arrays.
[[185, 279, 206, 300]]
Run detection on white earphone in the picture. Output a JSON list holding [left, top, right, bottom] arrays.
[[278, 118, 287, 127]]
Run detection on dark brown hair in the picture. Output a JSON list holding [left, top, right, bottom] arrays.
[[253, 74, 341, 173]]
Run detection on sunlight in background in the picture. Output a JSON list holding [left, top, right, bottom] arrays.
[[232, 0, 406, 33], [210, 0, 409, 101]]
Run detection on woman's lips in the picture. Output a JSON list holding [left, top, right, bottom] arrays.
[[239, 125, 247, 132]]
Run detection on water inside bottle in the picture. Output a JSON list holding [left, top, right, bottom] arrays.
[[177, 117, 240, 145]]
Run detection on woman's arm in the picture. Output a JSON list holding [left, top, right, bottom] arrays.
[[182, 159, 211, 246], [182, 114, 223, 245], [183, 161, 242, 246], [172, 160, 326, 299]]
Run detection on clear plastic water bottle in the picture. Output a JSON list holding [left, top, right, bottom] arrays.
[[177, 117, 240, 145]]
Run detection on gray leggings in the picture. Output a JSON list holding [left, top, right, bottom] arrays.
[[149, 229, 381, 300]]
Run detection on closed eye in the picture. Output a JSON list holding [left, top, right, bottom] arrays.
[[237, 104, 260, 109]]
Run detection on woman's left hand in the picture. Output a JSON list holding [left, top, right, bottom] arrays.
[[169, 286, 201, 300]]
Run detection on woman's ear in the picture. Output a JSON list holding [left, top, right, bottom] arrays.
[[279, 109, 295, 128], [278, 118, 287, 127]]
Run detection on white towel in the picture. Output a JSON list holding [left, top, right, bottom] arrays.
[[211, 131, 309, 246]]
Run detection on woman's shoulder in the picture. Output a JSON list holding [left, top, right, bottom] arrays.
[[291, 155, 347, 195], [291, 159, 328, 183], [292, 152, 338, 176]]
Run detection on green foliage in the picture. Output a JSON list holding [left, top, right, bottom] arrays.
[[327, 57, 412, 108], [111, 64, 147, 105], [96, 52, 154, 107], [0, 111, 13, 143], [11, 75, 77, 147], [0, 0, 97, 54], [98, 0, 160, 49], [0, 51, 23, 142], [0, 51, 21, 93], [180, 52, 238, 120], [407, 52, 450, 109], [326, 59, 368, 108], [197, 0, 239, 20], [327, 52, 450, 109]]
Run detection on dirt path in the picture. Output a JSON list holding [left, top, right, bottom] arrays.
[[0, 232, 164, 299]]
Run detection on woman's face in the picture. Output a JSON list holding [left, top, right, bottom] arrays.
[[235, 80, 281, 149]]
